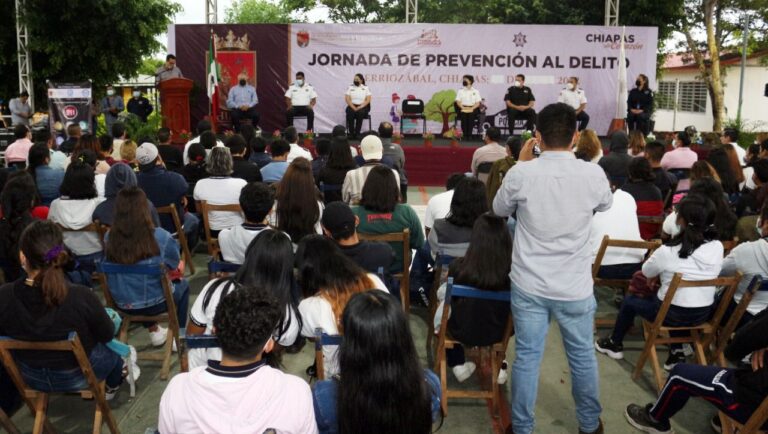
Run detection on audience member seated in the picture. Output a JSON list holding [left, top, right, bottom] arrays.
[[59, 123, 81, 155], [721, 127, 747, 163], [296, 235, 387, 378], [136, 142, 200, 250], [284, 126, 313, 163], [118, 139, 138, 169], [110, 122, 127, 160], [708, 147, 741, 195], [34, 129, 67, 171], [271, 158, 323, 244], [187, 229, 301, 369], [318, 138, 357, 204], [4, 124, 33, 165], [156, 127, 183, 173], [470, 127, 505, 184], [596, 195, 724, 370], [159, 288, 316, 433], [622, 157, 664, 239], [182, 120, 224, 165], [589, 184, 644, 280], [313, 290, 440, 434], [182, 143, 208, 184], [68, 134, 111, 174], [380, 121, 408, 200], [741, 144, 760, 191], [98, 134, 116, 166], [662, 178, 737, 242], [193, 147, 246, 233], [736, 159, 768, 219], [260, 139, 291, 184], [661, 132, 698, 192], [722, 144, 746, 191], [312, 137, 331, 182], [27, 143, 64, 206], [342, 135, 400, 204], [433, 214, 512, 383], [353, 166, 424, 274], [226, 134, 262, 183], [598, 131, 632, 187], [0, 175, 38, 281], [92, 163, 160, 227], [645, 141, 677, 201], [0, 221, 124, 399], [623, 309, 768, 434], [321, 201, 395, 286], [103, 187, 189, 347], [217, 182, 274, 264], [247, 136, 272, 168], [628, 130, 646, 157], [574, 129, 603, 163], [429, 177, 488, 259], [487, 136, 520, 203], [47, 161, 104, 285]]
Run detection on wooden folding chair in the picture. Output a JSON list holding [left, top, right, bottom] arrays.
[[358, 229, 411, 312], [708, 276, 765, 367], [427, 254, 456, 353], [179, 328, 220, 373], [434, 278, 514, 417], [156, 204, 196, 276], [719, 395, 768, 434], [56, 222, 106, 285], [97, 263, 183, 381], [199, 201, 243, 259], [0, 332, 119, 434], [632, 272, 742, 392], [591, 236, 661, 328], [313, 328, 342, 381]]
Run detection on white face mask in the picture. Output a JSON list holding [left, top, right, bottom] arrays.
[[106, 89, 115, 96], [132, 91, 141, 98], [514, 80, 522, 88], [296, 79, 304, 86], [566, 83, 575, 91]]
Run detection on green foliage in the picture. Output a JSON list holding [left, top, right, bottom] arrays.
[[0, 0, 180, 106], [225, 0, 293, 23], [724, 117, 767, 149], [138, 58, 165, 77], [424, 89, 456, 134], [123, 111, 164, 143]]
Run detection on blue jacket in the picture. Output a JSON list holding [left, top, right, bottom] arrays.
[[312, 369, 441, 434], [35, 165, 65, 206]]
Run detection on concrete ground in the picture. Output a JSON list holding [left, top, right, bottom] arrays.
[[7, 187, 716, 433]]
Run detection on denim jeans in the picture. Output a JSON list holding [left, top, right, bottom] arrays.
[[119, 279, 189, 329], [18, 343, 123, 391], [596, 263, 642, 280], [510, 285, 601, 434], [67, 251, 103, 286], [182, 212, 199, 251]]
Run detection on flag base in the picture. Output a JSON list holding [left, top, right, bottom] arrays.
[[607, 119, 627, 137]]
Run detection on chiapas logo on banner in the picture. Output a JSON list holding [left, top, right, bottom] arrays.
[[47, 81, 92, 134]]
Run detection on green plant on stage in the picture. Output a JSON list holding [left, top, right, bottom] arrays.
[[303, 129, 316, 139], [123, 111, 164, 143], [423, 131, 435, 140]]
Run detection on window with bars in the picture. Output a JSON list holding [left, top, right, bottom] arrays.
[[656, 81, 708, 113]]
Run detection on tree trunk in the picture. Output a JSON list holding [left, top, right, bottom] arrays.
[[441, 113, 450, 134], [704, 0, 725, 131]]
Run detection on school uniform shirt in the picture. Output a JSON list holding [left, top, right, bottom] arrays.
[[455, 87, 481, 107], [589, 189, 645, 265], [285, 83, 317, 107], [48, 197, 105, 256], [424, 189, 454, 230], [217, 223, 270, 265], [187, 278, 300, 370], [557, 88, 588, 110], [642, 241, 724, 308], [287, 143, 313, 163], [182, 136, 225, 165], [193, 177, 247, 231], [345, 84, 371, 105], [352, 204, 425, 273], [158, 361, 318, 434], [721, 239, 768, 315]]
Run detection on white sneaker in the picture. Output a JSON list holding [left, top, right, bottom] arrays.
[[452, 362, 476, 383], [149, 325, 168, 347], [105, 385, 120, 401], [497, 360, 509, 385], [682, 344, 694, 357], [126, 345, 140, 382]]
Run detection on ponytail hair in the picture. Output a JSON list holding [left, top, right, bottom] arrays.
[[18, 221, 70, 307], [667, 194, 718, 259]]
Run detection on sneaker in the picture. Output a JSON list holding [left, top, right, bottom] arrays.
[[595, 337, 624, 360], [664, 351, 686, 371], [579, 418, 605, 434], [105, 384, 120, 401], [149, 325, 168, 347], [682, 344, 694, 357], [497, 360, 508, 385], [710, 415, 722, 433], [624, 403, 673, 434], [122, 345, 141, 382], [452, 361, 476, 383]]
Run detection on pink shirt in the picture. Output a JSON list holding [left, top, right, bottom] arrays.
[[159, 363, 318, 434], [660, 147, 698, 191], [5, 138, 33, 163]]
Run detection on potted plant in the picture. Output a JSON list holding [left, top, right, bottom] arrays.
[[447, 127, 462, 149], [303, 130, 315, 147], [393, 132, 403, 145], [423, 131, 435, 148]]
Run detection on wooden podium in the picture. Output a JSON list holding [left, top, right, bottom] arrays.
[[158, 78, 193, 144]]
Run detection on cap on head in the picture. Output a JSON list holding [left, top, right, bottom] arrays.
[[136, 143, 159, 166], [360, 135, 383, 160], [321, 202, 356, 238]]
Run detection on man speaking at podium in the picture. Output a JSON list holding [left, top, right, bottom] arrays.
[[156, 54, 183, 82]]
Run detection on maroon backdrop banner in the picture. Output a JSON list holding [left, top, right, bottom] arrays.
[[174, 24, 290, 133]]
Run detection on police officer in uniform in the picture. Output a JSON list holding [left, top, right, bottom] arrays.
[[454, 74, 482, 139], [504, 74, 537, 132], [345, 73, 372, 139], [557, 76, 589, 131], [627, 73, 654, 135], [127, 90, 154, 123], [285, 71, 317, 131]]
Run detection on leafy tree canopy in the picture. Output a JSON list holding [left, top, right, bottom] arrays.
[[225, 0, 293, 24]]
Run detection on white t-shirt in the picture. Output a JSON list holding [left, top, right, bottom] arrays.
[[268, 200, 324, 236], [721, 239, 768, 315], [187, 278, 301, 370], [558, 88, 588, 110], [182, 136, 225, 165], [287, 143, 313, 163], [455, 87, 482, 107], [662, 211, 680, 238], [642, 241, 724, 308], [345, 85, 371, 105], [424, 190, 454, 230], [48, 197, 105, 256], [193, 177, 247, 231], [285, 83, 318, 106], [96, 174, 106, 199], [298, 275, 388, 378], [589, 190, 645, 265], [218, 224, 270, 264]]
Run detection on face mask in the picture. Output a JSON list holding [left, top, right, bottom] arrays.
[[353, 80, 361, 86], [106, 89, 115, 96], [296, 79, 304, 86], [514, 80, 522, 88], [463, 80, 470, 87], [636, 80, 642, 87], [132, 91, 140, 98], [757, 219, 764, 237], [239, 79, 246, 86], [566, 83, 575, 91]]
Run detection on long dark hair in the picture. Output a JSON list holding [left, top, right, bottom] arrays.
[[337, 291, 432, 434], [688, 177, 737, 241], [59, 161, 97, 199], [451, 214, 512, 291], [360, 165, 399, 213], [707, 147, 739, 194], [0, 175, 36, 279], [71, 134, 101, 162], [19, 221, 70, 307], [27, 143, 50, 179], [276, 158, 320, 242], [446, 178, 488, 227], [326, 138, 356, 171], [667, 194, 718, 259], [105, 187, 159, 264]]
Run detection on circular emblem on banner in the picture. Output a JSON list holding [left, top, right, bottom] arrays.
[[297, 31, 310, 47], [62, 105, 78, 120]]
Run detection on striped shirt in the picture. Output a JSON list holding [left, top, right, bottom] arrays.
[[342, 163, 401, 205]]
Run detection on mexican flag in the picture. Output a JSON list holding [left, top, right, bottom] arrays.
[[207, 30, 220, 127]]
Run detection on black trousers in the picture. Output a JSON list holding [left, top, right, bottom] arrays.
[[345, 106, 369, 138], [456, 109, 478, 138], [507, 108, 537, 132], [230, 107, 259, 132], [286, 106, 314, 131], [576, 111, 590, 131], [627, 112, 651, 135]]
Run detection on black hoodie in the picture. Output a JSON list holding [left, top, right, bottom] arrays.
[[598, 131, 633, 186]]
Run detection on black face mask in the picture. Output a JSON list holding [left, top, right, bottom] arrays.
[[463, 81, 469, 86], [636, 80, 642, 87], [353, 80, 360, 86], [239, 79, 246, 86]]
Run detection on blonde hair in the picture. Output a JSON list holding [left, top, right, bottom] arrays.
[[120, 140, 137, 162], [690, 160, 721, 184], [628, 130, 646, 156], [575, 129, 602, 161], [322, 274, 374, 331]]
